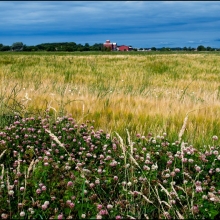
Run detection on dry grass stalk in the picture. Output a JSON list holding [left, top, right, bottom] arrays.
[[0, 149, 7, 160], [1, 164, 4, 180], [27, 159, 35, 179], [176, 210, 184, 219], [115, 132, 127, 164], [45, 129, 70, 156], [178, 115, 188, 142], [133, 191, 153, 204], [126, 129, 133, 156], [126, 215, 136, 219], [129, 153, 141, 169], [17, 153, 21, 174], [158, 182, 172, 199], [170, 182, 184, 206]]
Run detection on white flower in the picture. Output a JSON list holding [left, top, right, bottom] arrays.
[[44, 201, 50, 206], [81, 214, 86, 218], [151, 163, 158, 170], [8, 190, 14, 196], [20, 211, 25, 217]]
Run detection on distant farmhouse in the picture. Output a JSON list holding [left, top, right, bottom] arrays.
[[103, 40, 117, 51], [103, 40, 133, 51], [117, 45, 133, 51]]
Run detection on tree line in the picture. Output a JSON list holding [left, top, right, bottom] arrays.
[[0, 42, 220, 52], [0, 42, 104, 52]]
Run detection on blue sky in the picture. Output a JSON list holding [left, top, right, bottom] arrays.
[[1, 1, 220, 48]]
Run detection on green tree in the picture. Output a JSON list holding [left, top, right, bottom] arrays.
[[151, 47, 157, 51], [0, 45, 10, 51], [11, 42, 24, 51], [84, 43, 90, 51], [197, 45, 206, 51]]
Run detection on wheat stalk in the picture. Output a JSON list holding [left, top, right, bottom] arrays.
[[0, 149, 7, 160], [133, 191, 153, 204], [1, 164, 4, 181], [27, 159, 35, 179], [45, 129, 70, 156]]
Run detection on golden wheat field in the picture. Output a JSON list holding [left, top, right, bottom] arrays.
[[1, 52, 220, 145]]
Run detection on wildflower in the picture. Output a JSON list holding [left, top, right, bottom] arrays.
[[98, 168, 102, 174], [195, 181, 201, 186], [196, 186, 203, 193], [89, 183, 95, 188], [8, 190, 14, 196], [69, 202, 75, 209], [192, 205, 199, 214], [216, 168, 220, 172], [97, 204, 103, 210], [116, 216, 122, 219], [212, 135, 218, 140], [110, 160, 118, 167], [121, 181, 127, 186], [188, 159, 194, 163], [151, 163, 158, 170], [96, 215, 102, 219], [202, 195, 208, 200], [42, 204, 47, 210], [81, 214, 86, 218], [165, 173, 170, 178], [195, 165, 201, 172], [152, 139, 156, 144], [174, 168, 180, 173], [41, 185, 47, 191], [36, 188, 41, 194], [170, 199, 176, 204], [164, 212, 171, 219], [95, 179, 100, 185], [99, 209, 108, 215], [1, 213, 8, 219], [58, 214, 63, 219], [213, 150, 219, 155], [66, 200, 71, 205], [20, 211, 25, 217], [170, 172, 176, 177], [67, 181, 73, 187], [167, 160, 172, 165], [182, 158, 188, 163], [113, 176, 118, 181], [20, 186, 25, 191], [107, 204, 113, 209], [210, 197, 215, 202], [44, 201, 50, 206], [143, 165, 150, 171]]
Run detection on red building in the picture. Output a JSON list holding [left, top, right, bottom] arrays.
[[103, 40, 117, 51], [118, 45, 129, 51], [118, 45, 133, 51]]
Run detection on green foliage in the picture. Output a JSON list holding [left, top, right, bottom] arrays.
[[0, 113, 220, 219], [197, 45, 206, 51], [11, 42, 24, 51]]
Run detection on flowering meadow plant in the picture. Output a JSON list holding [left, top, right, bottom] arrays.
[[0, 113, 220, 219]]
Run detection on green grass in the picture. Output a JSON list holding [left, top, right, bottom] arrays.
[[1, 52, 220, 145], [1, 52, 220, 218]]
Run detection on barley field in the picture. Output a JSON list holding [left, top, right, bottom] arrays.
[[1, 52, 220, 219], [1, 52, 220, 145]]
